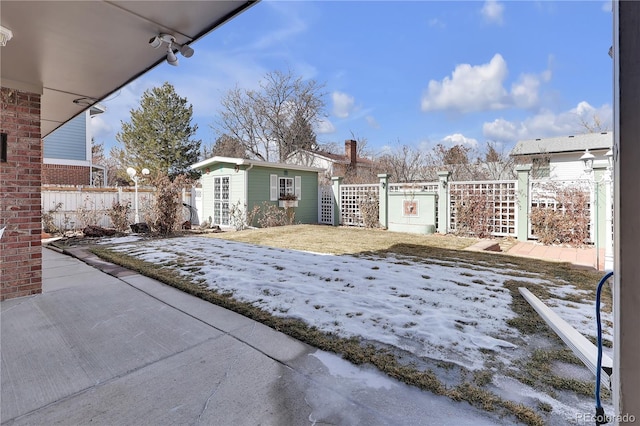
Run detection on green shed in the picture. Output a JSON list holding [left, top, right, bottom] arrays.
[[191, 156, 321, 228]]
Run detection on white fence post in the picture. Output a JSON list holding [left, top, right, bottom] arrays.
[[437, 171, 450, 233], [378, 174, 390, 229]]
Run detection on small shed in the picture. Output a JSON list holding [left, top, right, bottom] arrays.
[[190, 156, 321, 228]]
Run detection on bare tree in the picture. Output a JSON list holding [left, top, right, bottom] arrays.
[[580, 113, 610, 133], [349, 131, 372, 159], [214, 70, 326, 162], [377, 142, 427, 182], [480, 141, 516, 180], [91, 139, 119, 186]]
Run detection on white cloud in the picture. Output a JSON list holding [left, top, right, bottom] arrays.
[[482, 102, 613, 144], [421, 54, 509, 113], [248, 2, 308, 50], [510, 73, 542, 109], [421, 54, 552, 114], [365, 115, 380, 129], [316, 118, 336, 134], [481, 0, 505, 25], [428, 18, 445, 29], [601, 1, 612, 13], [441, 133, 479, 148], [332, 91, 355, 118]]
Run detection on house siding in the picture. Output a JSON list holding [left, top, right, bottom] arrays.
[[548, 150, 609, 181], [43, 113, 87, 161], [247, 167, 319, 225]]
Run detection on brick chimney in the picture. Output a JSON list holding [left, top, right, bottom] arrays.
[[345, 139, 357, 165]]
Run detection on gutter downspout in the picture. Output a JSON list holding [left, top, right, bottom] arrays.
[[244, 162, 254, 212]]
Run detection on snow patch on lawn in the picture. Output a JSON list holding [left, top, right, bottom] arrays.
[[107, 236, 613, 420]]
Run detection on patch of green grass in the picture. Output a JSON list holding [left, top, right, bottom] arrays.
[[511, 348, 606, 398], [473, 369, 494, 386]]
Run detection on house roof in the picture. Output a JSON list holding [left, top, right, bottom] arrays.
[[1, 1, 257, 137], [191, 156, 323, 173], [287, 149, 376, 166], [510, 132, 613, 156]]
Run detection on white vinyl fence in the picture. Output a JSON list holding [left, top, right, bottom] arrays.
[[41, 186, 195, 231]]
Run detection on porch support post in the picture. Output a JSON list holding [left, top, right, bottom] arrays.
[[437, 171, 450, 233], [516, 165, 531, 241], [614, 0, 640, 418]]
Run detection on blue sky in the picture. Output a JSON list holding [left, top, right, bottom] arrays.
[[93, 1, 613, 158]]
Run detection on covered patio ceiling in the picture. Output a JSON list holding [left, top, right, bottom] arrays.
[[0, 0, 257, 137]]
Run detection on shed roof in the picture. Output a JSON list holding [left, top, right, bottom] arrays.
[[510, 132, 613, 156], [191, 156, 323, 173]]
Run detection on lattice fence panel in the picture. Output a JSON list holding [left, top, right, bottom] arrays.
[[340, 184, 379, 226], [318, 185, 334, 225], [449, 180, 517, 237], [388, 182, 439, 193], [529, 180, 592, 240]]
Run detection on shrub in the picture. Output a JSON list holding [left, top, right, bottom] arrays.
[[530, 183, 590, 246], [454, 192, 495, 238], [256, 202, 295, 228], [76, 196, 100, 228], [108, 201, 131, 232], [229, 201, 260, 231], [358, 190, 379, 228], [145, 173, 193, 236], [42, 202, 63, 234]]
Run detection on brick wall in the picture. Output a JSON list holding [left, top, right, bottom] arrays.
[[0, 87, 43, 301], [42, 164, 90, 185]]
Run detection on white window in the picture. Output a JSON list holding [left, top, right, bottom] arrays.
[[270, 174, 302, 200], [279, 177, 294, 198]]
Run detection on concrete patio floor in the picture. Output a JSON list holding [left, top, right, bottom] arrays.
[[505, 240, 606, 271]]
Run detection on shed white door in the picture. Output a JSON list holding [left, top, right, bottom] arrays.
[[213, 176, 230, 226]]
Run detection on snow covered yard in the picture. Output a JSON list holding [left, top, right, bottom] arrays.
[[97, 234, 612, 425]]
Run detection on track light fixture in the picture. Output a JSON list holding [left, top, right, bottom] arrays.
[[148, 33, 194, 66]]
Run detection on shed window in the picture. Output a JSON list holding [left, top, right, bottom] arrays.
[[270, 174, 302, 200], [279, 177, 294, 198]]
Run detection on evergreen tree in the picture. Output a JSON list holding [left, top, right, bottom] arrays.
[[112, 82, 201, 180]]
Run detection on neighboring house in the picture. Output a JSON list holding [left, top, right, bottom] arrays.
[[510, 132, 612, 180], [287, 139, 376, 184], [42, 104, 106, 186], [190, 156, 321, 228]]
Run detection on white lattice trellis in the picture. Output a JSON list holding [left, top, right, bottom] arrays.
[[449, 180, 517, 237], [388, 182, 439, 193], [529, 179, 592, 240], [340, 184, 379, 226], [318, 185, 334, 225]]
